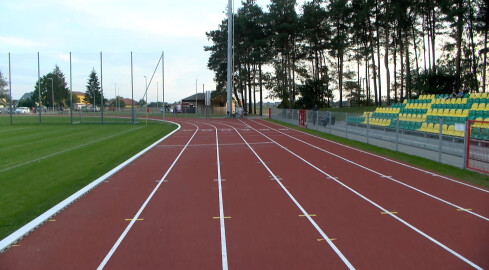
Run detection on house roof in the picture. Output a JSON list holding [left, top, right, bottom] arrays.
[[19, 92, 33, 101], [181, 92, 205, 102]]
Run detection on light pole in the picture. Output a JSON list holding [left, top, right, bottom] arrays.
[[144, 76, 148, 107], [48, 78, 53, 113]]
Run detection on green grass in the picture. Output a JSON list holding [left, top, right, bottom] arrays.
[[267, 119, 489, 189], [0, 116, 177, 239]]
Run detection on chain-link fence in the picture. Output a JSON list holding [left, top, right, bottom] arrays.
[[270, 108, 470, 169]]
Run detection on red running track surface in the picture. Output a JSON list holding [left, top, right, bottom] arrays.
[[0, 118, 488, 269]]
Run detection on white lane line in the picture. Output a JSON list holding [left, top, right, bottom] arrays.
[[0, 120, 180, 253], [97, 124, 199, 270], [203, 123, 229, 270], [156, 142, 273, 148], [250, 120, 489, 222], [240, 120, 483, 270], [217, 122, 355, 270], [0, 127, 143, 173], [256, 119, 489, 194]]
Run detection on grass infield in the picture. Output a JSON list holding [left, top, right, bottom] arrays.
[[267, 119, 489, 189], [0, 116, 177, 240]]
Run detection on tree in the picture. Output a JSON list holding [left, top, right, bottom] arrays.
[[32, 66, 69, 109], [84, 69, 103, 111], [0, 71, 8, 100]]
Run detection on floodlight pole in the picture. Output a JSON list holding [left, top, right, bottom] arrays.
[[100, 51, 104, 124], [144, 75, 148, 106], [131, 52, 134, 124], [38, 52, 41, 123], [70, 52, 72, 124], [48, 78, 53, 113], [8, 53, 12, 125], [226, 0, 233, 118], [162, 51, 165, 121]]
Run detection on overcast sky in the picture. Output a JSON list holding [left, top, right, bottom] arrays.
[[0, 0, 292, 103]]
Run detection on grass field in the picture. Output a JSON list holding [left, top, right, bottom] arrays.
[[268, 119, 489, 189], [0, 116, 177, 240]]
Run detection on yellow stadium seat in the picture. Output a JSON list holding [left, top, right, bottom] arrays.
[[455, 99, 462, 104], [432, 124, 440, 133], [462, 109, 469, 117], [403, 99, 407, 104], [446, 125, 456, 136], [482, 92, 488, 98], [483, 118, 489, 128], [443, 109, 451, 116], [455, 109, 462, 116], [418, 122, 428, 132], [479, 103, 486, 110], [448, 109, 457, 116], [461, 98, 468, 104], [471, 103, 479, 110]]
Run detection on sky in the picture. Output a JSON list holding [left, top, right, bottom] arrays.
[[0, 0, 293, 103]]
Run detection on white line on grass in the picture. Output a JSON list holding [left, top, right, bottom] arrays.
[[239, 119, 483, 270], [217, 121, 355, 270], [0, 120, 181, 253], [0, 127, 143, 173], [97, 123, 199, 269], [257, 119, 489, 194], [251, 120, 489, 222]]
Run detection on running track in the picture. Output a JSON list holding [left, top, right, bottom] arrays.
[[1, 118, 488, 269]]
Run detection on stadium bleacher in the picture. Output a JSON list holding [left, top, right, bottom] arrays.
[[348, 92, 489, 138]]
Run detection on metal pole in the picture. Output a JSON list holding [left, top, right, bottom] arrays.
[[438, 117, 443, 162], [144, 76, 147, 107], [115, 83, 117, 112], [195, 79, 197, 114], [70, 52, 72, 124], [226, 0, 233, 118], [38, 52, 41, 123], [463, 119, 468, 169], [395, 115, 399, 151], [131, 52, 134, 124], [100, 52, 104, 124], [162, 51, 165, 121], [48, 78, 53, 114], [8, 53, 12, 125]]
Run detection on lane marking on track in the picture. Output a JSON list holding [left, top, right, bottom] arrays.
[[242, 119, 483, 270], [213, 217, 231, 219], [318, 238, 336, 242], [125, 219, 144, 221], [299, 214, 317, 217], [217, 121, 355, 270], [269, 175, 282, 181], [381, 212, 398, 215], [97, 124, 200, 270], [12, 245, 20, 247], [214, 179, 226, 182], [48, 219, 56, 222], [253, 119, 489, 194], [251, 120, 489, 222], [456, 208, 473, 212], [202, 122, 229, 270]]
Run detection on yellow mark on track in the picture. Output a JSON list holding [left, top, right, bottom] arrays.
[[299, 214, 316, 217], [48, 219, 56, 222], [456, 208, 472, 211], [125, 218, 144, 221], [213, 217, 231, 219], [380, 212, 398, 215], [13, 244, 21, 247], [317, 238, 336, 242]]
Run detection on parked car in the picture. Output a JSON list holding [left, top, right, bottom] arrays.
[[15, 107, 30, 114]]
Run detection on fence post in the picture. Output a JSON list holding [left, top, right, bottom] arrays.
[[345, 112, 348, 138], [366, 113, 370, 144], [396, 115, 399, 151], [463, 119, 468, 169], [438, 117, 443, 163]]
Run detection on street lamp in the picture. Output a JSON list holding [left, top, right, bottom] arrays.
[[48, 78, 53, 113]]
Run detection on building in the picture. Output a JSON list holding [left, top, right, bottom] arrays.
[[180, 91, 235, 114]]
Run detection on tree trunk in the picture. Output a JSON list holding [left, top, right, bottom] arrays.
[[412, 24, 420, 76], [400, 26, 404, 103], [394, 36, 398, 103], [405, 28, 411, 99], [368, 19, 378, 106], [253, 64, 257, 115], [422, 14, 427, 71], [247, 62, 252, 113], [431, 8, 436, 69], [259, 58, 263, 116], [339, 54, 344, 108], [455, 0, 463, 92], [385, 19, 391, 106], [468, 0, 478, 91], [484, 27, 488, 93]]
